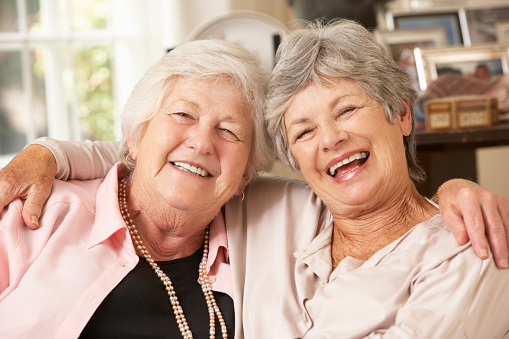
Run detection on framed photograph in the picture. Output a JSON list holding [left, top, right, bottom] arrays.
[[375, 27, 448, 91], [497, 21, 509, 43], [466, 7, 509, 44], [388, 11, 464, 46], [415, 44, 509, 89]]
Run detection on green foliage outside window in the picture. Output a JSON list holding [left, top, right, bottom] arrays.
[[74, 46, 115, 141]]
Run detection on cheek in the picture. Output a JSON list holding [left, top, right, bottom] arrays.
[[223, 144, 251, 175], [292, 141, 316, 164], [291, 144, 317, 179]]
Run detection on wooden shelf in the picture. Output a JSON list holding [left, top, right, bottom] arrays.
[[413, 122, 509, 197], [415, 122, 509, 147]]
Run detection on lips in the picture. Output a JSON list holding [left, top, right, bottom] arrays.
[[171, 161, 210, 177], [328, 151, 369, 177]]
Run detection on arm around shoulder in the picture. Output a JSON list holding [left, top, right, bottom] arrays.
[[33, 137, 120, 180]]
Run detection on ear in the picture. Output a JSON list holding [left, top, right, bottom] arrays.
[[398, 101, 413, 137], [234, 171, 251, 195], [127, 137, 138, 160]]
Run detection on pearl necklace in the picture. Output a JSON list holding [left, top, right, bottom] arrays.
[[118, 177, 227, 339]]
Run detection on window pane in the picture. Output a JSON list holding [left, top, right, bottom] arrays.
[[0, 0, 18, 33], [74, 46, 114, 141], [26, 0, 42, 32], [0, 51, 27, 154], [31, 47, 48, 138], [71, 0, 108, 31]]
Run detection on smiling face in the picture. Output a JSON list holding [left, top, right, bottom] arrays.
[[284, 77, 413, 217], [129, 77, 253, 216]]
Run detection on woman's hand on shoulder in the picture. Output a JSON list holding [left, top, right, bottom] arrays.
[[0, 145, 57, 229], [437, 179, 509, 269]]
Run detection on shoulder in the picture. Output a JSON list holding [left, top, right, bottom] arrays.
[[386, 215, 473, 268], [43, 178, 104, 216], [409, 215, 458, 246]]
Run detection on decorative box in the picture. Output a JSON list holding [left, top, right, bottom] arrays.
[[424, 95, 499, 132]]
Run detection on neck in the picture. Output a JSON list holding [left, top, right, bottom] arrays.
[[121, 177, 211, 261], [331, 185, 437, 267]]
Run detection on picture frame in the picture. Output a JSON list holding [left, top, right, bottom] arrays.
[[415, 44, 509, 90], [386, 11, 465, 46], [374, 27, 448, 91], [497, 21, 509, 43], [466, 7, 509, 44]]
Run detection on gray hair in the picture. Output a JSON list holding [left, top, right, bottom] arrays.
[[266, 19, 425, 184], [119, 39, 274, 183]]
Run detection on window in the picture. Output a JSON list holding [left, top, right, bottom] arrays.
[[0, 0, 236, 167], [0, 0, 118, 164]]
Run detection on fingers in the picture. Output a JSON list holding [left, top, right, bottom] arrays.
[[22, 194, 43, 230], [0, 182, 21, 215], [444, 197, 490, 259], [21, 176, 55, 230], [486, 202, 509, 269], [437, 179, 509, 269], [441, 206, 469, 246], [0, 144, 57, 229], [0, 170, 29, 216], [461, 202, 489, 260]]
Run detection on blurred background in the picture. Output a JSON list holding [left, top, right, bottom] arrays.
[[0, 0, 508, 198]]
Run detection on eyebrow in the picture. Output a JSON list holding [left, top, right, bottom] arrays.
[[286, 116, 310, 130], [286, 94, 349, 128], [165, 98, 200, 110]]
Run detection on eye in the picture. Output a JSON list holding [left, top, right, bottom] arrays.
[[296, 129, 312, 140], [219, 127, 240, 141], [169, 112, 195, 123], [293, 127, 316, 143], [175, 112, 192, 118], [338, 107, 356, 118]]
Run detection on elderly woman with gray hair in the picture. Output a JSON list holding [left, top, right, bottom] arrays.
[[0, 39, 272, 338], [259, 19, 509, 337], [1, 20, 509, 339]]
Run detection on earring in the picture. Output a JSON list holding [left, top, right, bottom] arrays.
[[231, 191, 245, 203], [126, 153, 136, 169]]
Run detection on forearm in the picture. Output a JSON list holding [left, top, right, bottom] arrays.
[[32, 137, 120, 180]]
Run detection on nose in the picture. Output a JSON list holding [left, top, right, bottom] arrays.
[[319, 124, 348, 152], [185, 123, 215, 154]]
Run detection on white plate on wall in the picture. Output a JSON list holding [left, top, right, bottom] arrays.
[[186, 10, 287, 70]]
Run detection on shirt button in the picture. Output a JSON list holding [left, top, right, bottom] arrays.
[[209, 276, 216, 284]]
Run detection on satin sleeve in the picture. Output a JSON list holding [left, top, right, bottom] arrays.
[[31, 137, 120, 180]]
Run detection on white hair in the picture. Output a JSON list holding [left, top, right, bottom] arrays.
[[119, 39, 275, 182]]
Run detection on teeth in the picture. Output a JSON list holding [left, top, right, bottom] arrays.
[[328, 151, 368, 176], [173, 162, 209, 177]]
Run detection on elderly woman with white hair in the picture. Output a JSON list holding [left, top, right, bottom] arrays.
[[0, 39, 273, 338]]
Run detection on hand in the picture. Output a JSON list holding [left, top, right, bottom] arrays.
[[0, 145, 57, 229], [437, 179, 509, 269]]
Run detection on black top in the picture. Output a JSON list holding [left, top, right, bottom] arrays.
[[80, 247, 234, 338]]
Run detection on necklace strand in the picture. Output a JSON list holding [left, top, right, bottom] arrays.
[[118, 177, 227, 339]]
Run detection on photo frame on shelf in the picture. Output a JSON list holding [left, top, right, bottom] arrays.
[[387, 11, 464, 46], [415, 44, 509, 90], [497, 21, 509, 43], [466, 6, 509, 44], [375, 27, 448, 91]]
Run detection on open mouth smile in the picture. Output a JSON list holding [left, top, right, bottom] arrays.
[[172, 161, 210, 177], [328, 151, 369, 178]]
